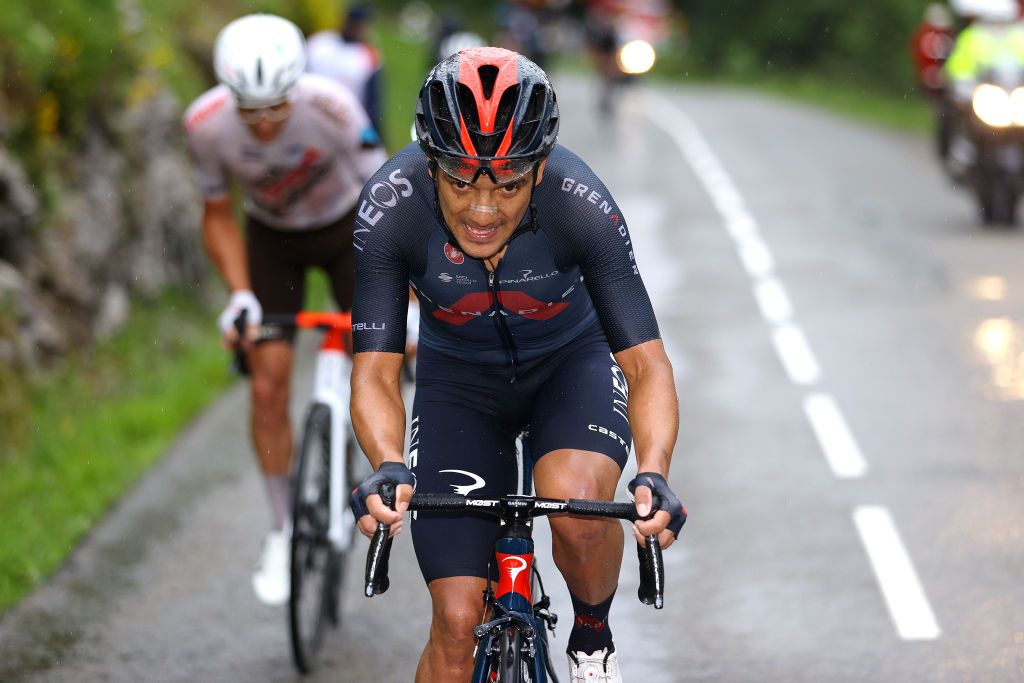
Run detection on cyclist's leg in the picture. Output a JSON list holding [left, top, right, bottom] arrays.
[[247, 216, 306, 526], [528, 333, 631, 659], [409, 346, 525, 682]]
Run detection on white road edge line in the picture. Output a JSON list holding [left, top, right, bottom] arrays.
[[853, 507, 941, 640], [803, 393, 868, 478]]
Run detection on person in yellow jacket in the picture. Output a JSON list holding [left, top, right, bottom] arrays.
[[945, 5, 1024, 91], [942, 0, 1024, 172]]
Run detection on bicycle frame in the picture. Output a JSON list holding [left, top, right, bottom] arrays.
[[471, 530, 555, 682], [366, 493, 669, 683], [258, 311, 355, 553], [306, 318, 353, 552]]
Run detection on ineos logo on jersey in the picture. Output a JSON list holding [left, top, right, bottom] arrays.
[[357, 168, 414, 227], [610, 356, 629, 422], [439, 469, 486, 495], [444, 243, 465, 265]]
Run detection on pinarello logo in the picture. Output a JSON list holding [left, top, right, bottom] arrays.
[[444, 242, 465, 265]]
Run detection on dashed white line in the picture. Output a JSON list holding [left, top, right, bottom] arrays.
[[644, 91, 940, 640], [754, 278, 794, 324], [853, 507, 941, 640], [771, 324, 822, 386], [803, 393, 868, 478]]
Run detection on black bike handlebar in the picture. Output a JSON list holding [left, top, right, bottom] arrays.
[[364, 488, 666, 608], [231, 310, 250, 376]]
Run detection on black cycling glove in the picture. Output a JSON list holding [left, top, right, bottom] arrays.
[[627, 472, 688, 538], [351, 461, 417, 519]]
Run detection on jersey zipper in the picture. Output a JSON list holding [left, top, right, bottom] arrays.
[[487, 263, 520, 383]]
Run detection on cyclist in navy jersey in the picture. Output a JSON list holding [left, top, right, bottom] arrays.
[[350, 47, 686, 683]]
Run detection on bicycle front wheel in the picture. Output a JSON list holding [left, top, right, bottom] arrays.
[[490, 627, 532, 682], [289, 403, 333, 673]]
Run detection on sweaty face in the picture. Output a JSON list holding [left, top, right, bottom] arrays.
[[434, 160, 546, 262]]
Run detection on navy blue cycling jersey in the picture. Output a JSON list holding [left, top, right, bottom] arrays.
[[351, 143, 660, 370]]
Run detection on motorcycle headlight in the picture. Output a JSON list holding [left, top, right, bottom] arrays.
[[1011, 87, 1024, 126], [617, 40, 656, 75], [973, 84, 1012, 127]]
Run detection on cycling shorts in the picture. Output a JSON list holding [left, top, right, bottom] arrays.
[[246, 208, 355, 343], [409, 322, 632, 584]]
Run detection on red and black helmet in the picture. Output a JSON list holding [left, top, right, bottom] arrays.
[[415, 47, 560, 184]]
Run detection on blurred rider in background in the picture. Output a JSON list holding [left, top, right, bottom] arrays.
[[306, 3, 384, 138], [911, 3, 956, 101], [182, 13, 386, 606], [943, 0, 1024, 170], [912, 3, 956, 159]]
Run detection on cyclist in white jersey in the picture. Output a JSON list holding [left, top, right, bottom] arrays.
[[183, 13, 386, 606], [306, 3, 383, 136]]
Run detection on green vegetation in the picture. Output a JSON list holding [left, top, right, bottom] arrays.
[[654, 0, 936, 132], [0, 0, 424, 614], [0, 292, 230, 613]]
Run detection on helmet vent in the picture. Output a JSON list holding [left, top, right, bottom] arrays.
[[478, 64, 500, 99], [255, 57, 263, 85]]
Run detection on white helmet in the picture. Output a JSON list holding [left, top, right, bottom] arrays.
[[951, 0, 1019, 21], [213, 14, 306, 107]]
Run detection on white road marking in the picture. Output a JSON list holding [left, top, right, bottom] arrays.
[[853, 507, 941, 640], [803, 393, 868, 478], [754, 277, 794, 324], [643, 91, 940, 640], [771, 324, 822, 386]]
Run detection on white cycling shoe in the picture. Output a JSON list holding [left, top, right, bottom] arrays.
[[252, 530, 290, 606], [568, 647, 622, 683]]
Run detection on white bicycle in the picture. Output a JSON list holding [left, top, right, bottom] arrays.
[[237, 310, 360, 673]]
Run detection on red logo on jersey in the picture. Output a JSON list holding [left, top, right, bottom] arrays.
[[444, 243, 465, 265], [431, 291, 569, 326]]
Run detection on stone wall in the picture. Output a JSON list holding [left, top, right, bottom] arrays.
[[0, 89, 208, 373]]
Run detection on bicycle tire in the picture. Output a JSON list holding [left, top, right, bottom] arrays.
[[289, 403, 333, 673], [495, 627, 530, 683]]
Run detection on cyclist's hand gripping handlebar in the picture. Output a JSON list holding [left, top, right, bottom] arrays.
[[628, 472, 688, 610], [357, 462, 415, 597]]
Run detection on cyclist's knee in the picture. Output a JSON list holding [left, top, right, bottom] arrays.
[[250, 372, 289, 414], [430, 602, 482, 653], [427, 577, 486, 652], [550, 513, 620, 551]]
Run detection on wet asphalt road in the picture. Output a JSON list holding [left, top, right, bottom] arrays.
[[2, 76, 1024, 682]]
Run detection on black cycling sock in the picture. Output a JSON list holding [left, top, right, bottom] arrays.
[[567, 590, 615, 656]]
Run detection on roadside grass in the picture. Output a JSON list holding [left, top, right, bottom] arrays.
[[0, 291, 230, 614], [727, 72, 932, 133], [0, 18, 420, 616], [649, 49, 932, 133]]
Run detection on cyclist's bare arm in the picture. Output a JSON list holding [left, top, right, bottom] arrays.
[[614, 338, 680, 548], [351, 350, 412, 534], [201, 196, 250, 292]]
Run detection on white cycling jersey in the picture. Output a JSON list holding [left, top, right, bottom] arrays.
[[306, 32, 379, 111], [183, 73, 385, 230]]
